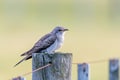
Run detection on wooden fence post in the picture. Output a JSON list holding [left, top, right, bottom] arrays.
[[32, 53, 72, 80], [109, 59, 119, 80], [78, 63, 90, 80], [12, 76, 26, 80]]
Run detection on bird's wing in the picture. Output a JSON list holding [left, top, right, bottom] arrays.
[[21, 33, 57, 56]]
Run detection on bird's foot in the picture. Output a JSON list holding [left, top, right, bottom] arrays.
[[48, 54, 54, 58], [49, 51, 55, 54], [44, 52, 48, 54]]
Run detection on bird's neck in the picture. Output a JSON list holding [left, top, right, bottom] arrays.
[[56, 33, 64, 42]]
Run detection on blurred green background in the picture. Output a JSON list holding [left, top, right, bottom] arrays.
[[0, 0, 120, 80]]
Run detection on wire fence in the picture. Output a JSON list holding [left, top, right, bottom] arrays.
[[10, 57, 120, 80]]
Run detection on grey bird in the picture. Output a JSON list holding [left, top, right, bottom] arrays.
[[14, 26, 68, 67]]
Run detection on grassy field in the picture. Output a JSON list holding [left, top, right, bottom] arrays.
[[0, 0, 120, 80]]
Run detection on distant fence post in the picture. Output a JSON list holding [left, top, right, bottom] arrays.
[[32, 53, 72, 80], [78, 63, 90, 80], [109, 59, 119, 80], [12, 76, 26, 80]]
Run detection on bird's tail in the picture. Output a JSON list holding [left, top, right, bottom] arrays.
[[14, 58, 25, 67], [14, 55, 31, 67]]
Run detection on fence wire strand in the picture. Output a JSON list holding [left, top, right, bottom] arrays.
[[72, 57, 120, 64], [11, 63, 51, 80], [22, 63, 51, 77]]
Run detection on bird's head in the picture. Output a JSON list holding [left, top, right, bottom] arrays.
[[51, 26, 68, 35]]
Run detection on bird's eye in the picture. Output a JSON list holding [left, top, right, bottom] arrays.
[[58, 30, 62, 31]]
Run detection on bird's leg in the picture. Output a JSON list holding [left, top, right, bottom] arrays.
[[50, 51, 55, 54], [48, 54, 54, 58], [44, 52, 48, 54]]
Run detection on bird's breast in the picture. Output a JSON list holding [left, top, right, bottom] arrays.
[[45, 36, 64, 54]]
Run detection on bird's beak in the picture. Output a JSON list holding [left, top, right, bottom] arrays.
[[63, 29, 69, 31]]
